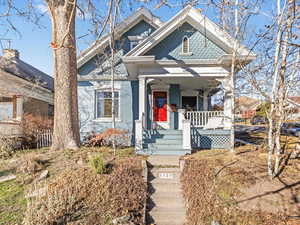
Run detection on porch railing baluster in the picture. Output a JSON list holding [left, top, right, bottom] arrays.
[[184, 111, 224, 128]]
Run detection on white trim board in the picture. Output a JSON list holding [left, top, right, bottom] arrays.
[[126, 5, 255, 59], [77, 8, 163, 69]]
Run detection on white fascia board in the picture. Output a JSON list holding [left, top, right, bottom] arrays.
[[138, 73, 228, 78], [187, 8, 254, 57], [123, 55, 155, 64], [139, 65, 229, 75], [77, 7, 163, 69], [126, 6, 191, 57], [217, 54, 257, 65], [128, 5, 255, 60], [156, 59, 219, 65]]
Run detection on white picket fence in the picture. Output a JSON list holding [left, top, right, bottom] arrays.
[[36, 129, 53, 149], [185, 111, 225, 128]]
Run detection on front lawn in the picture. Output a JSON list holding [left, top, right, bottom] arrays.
[[181, 148, 300, 225], [0, 147, 147, 225]]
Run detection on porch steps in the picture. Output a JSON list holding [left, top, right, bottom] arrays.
[[138, 129, 189, 156], [146, 156, 186, 225]]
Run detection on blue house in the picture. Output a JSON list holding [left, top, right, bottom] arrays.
[[77, 6, 255, 155]]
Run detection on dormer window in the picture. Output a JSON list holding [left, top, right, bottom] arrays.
[[182, 36, 190, 54], [128, 36, 145, 50], [130, 40, 139, 50]]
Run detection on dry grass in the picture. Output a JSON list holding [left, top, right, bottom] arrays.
[[0, 147, 146, 225], [181, 148, 300, 225], [24, 158, 146, 225]]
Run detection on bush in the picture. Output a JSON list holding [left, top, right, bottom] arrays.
[[83, 128, 130, 148], [0, 136, 17, 158], [17, 152, 44, 174], [89, 154, 106, 174]]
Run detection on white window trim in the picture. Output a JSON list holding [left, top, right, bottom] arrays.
[[130, 40, 139, 50], [94, 89, 121, 122], [180, 35, 193, 56]]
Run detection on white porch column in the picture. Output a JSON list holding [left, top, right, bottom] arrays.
[[16, 95, 24, 121], [178, 109, 186, 130], [203, 90, 209, 111], [221, 78, 233, 129], [182, 119, 191, 151], [139, 77, 147, 128]]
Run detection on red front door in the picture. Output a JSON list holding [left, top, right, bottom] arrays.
[[153, 91, 167, 122]]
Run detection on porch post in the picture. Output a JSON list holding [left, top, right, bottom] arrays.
[[178, 109, 186, 130], [222, 78, 233, 129], [203, 90, 209, 111], [16, 95, 23, 121], [139, 77, 147, 128]]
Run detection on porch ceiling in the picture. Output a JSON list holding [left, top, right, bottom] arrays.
[[148, 77, 220, 90]]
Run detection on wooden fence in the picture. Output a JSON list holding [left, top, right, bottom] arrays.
[[36, 129, 53, 149]]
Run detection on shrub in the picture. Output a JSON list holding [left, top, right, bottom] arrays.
[[17, 152, 44, 174], [89, 154, 106, 174], [0, 136, 17, 158], [83, 128, 130, 148], [21, 114, 53, 148]]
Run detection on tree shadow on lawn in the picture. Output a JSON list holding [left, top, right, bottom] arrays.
[[237, 171, 300, 219]]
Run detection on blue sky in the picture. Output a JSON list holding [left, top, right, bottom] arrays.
[[0, 0, 273, 76]]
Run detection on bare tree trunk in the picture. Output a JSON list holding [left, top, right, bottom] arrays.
[[273, 0, 295, 176], [267, 0, 284, 177], [109, 0, 116, 155], [46, 0, 80, 150], [229, 0, 239, 152]]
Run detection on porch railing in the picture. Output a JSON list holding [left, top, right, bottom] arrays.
[[185, 111, 224, 128]]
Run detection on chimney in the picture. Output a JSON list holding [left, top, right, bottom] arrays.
[[2, 49, 20, 60]]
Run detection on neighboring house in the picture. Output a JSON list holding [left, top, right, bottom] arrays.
[[235, 96, 261, 119], [0, 49, 54, 136], [77, 6, 255, 155]]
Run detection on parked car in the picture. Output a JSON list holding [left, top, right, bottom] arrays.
[[250, 115, 267, 125], [281, 123, 300, 137], [235, 117, 246, 123]]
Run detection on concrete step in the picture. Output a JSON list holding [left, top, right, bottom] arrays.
[[151, 167, 181, 172], [150, 192, 184, 206], [147, 144, 183, 150], [147, 155, 180, 167], [149, 182, 182, 193], [150, 177, 181, 184], [148, 208, 186, 225], [150, 170, 181, 181], [150, 151, 188, 156]]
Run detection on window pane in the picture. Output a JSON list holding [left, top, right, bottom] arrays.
[[183, 37, 189, 53], [96, 91, 119, 118], [104, 92, 112, 98], [104, 99, 112, 117], [97, 98, 104, 118], [97, 92, 105, 98]]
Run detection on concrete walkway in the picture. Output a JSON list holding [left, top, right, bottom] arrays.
[[146, 156, 186, 225]]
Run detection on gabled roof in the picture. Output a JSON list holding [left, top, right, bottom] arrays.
[[0, 55, 54, 91], [126, 5, 255, 61], [77, 7, 163, 68]]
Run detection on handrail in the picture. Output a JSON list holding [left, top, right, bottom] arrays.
[[185, 111, 224, 128]]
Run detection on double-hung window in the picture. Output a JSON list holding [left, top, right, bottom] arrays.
[[96, 91, 119, 119]]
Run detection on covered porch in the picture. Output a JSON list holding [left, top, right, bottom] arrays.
[[135, 75, 232, 155]]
